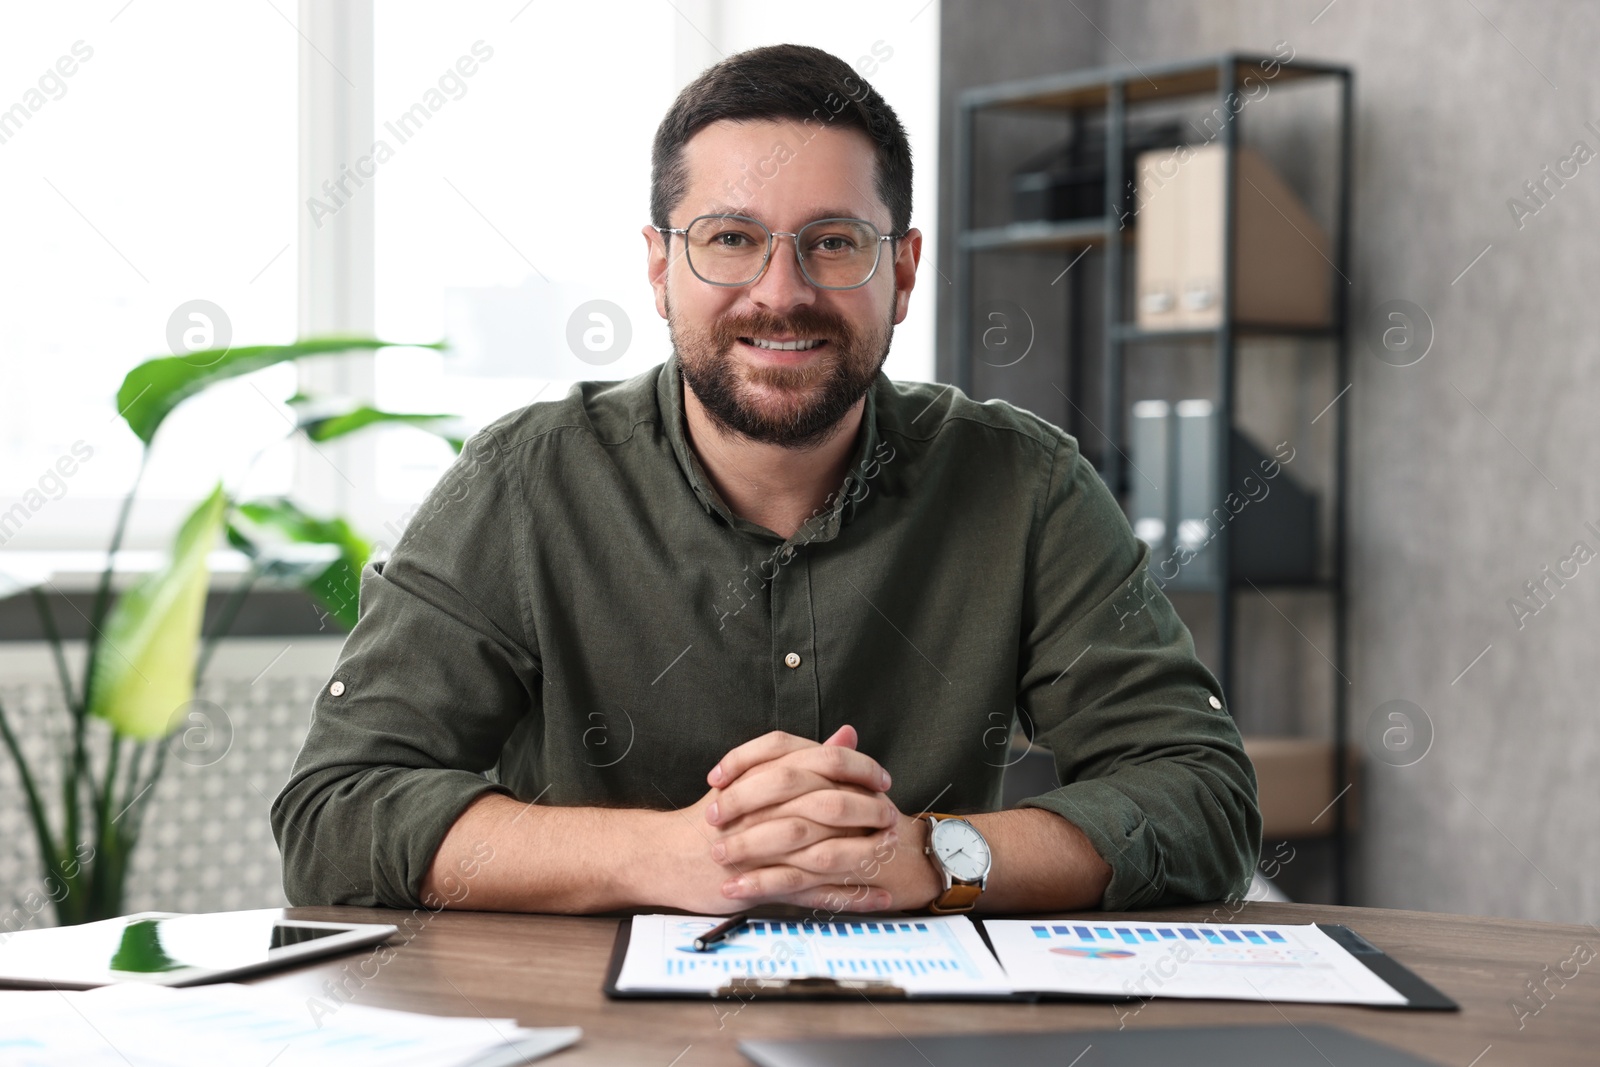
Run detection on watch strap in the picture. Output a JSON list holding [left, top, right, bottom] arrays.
[[928, 882, 983, 914]]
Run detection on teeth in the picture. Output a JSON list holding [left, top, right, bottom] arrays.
[[745, 337, 824, 351]]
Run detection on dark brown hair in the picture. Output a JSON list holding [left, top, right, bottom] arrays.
[[650, 43, 912, 240]]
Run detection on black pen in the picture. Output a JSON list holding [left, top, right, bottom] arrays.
[[693, 913, 749, 952]]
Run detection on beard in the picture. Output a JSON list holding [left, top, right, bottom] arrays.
[[667, 294, 895, 451]]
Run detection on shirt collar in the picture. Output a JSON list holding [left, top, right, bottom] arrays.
[[657, 351, 885, 544]]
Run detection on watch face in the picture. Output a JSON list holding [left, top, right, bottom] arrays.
[[931, 819, 990, 882]]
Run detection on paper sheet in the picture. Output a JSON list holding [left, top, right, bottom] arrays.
[[982, 920, 1408, 1005], [0, 981, 581, 1067], [614, 914, 1014, 996]]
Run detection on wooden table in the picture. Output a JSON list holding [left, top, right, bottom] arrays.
[[255, 901, 1600, 1066]]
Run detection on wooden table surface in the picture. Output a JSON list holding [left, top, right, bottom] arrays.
[[251, 901, 1600, 1066]]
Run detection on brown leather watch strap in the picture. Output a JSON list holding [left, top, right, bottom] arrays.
[[928, 882, 983, 913]]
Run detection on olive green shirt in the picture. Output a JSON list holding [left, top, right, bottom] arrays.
[[271, 355, 1260, 911]]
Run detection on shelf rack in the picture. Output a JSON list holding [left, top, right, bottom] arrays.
[[950, 53, 1355, 901]]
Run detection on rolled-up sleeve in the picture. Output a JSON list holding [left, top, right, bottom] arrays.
[[271, 427, 540, 907], [1014, 433, 1261, 910]]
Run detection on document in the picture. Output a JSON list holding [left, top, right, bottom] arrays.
[[982, 920, 1408, 1005], [613, 914, 1014, 996], [0, 981, 581, 1067]]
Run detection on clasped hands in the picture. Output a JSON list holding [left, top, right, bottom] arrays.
[[665, 725, 941, 915]]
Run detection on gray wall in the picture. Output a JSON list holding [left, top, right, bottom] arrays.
[[938, 0, 1600, 922]]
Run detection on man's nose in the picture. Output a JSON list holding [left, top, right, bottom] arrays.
[[746, 234, 816, 312]]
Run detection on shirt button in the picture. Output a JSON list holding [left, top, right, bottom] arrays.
[[1208, 695, 1223, 710], [784, 652, 801, 669], [329, 680, 346, 697]]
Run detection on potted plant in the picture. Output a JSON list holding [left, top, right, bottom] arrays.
[[0, 337, 462, 926]]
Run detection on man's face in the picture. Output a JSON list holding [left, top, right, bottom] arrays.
[[645, 119, 920, 450]]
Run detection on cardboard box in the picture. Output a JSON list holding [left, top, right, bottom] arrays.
[[1243, 736, 1359, 840]]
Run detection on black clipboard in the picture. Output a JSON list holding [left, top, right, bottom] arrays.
[[1314, 923, 1459, 1010], [601, 918, 1458, 1010]]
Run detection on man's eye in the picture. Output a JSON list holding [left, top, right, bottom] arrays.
[[812, 235, 856, 253], [714, 232, 755, 247]]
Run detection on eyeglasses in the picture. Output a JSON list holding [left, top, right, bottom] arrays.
[[654, 214, 905, 290]]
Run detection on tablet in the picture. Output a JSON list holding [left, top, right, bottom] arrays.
[[0, 910, 398, 989]]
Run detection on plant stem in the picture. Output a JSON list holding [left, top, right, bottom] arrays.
[[29, 588, 78, 714], [119, 740, 148, 821], [89, 732, 123, 919], [73, 447, 148, 873], [34, 587, 91, 907], [81, 447, 148, 716], [0, 695, 60, 889], [122, 740, 168, 861]]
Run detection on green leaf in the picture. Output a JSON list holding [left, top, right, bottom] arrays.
[[295, 404, 467, 454], [115, 337, 447, 445], [88, 485, 228, 740], [231, 499, 371, 631]]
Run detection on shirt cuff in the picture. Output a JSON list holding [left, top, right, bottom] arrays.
[[369, 770, 514, 909], [1016, 780, 1168, 911]]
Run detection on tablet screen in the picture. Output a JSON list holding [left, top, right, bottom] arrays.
[[0, 912, 390, 988], [106, 917, 344, 973]]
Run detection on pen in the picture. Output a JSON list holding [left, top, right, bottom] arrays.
[[693, 913, 749, 952]]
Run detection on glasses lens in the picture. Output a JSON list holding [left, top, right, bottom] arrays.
[[798, 219, 881, 288], [685, 216, 769, 285]]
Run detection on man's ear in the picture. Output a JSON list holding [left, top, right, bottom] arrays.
[[643, 225, 669, 320], [891, 227, 923, 325]]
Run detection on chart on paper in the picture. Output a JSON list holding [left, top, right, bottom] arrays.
[[982, 921, 1408, 1005], [614, 915, 1013, 995]]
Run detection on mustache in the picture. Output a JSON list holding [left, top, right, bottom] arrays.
[[713, 308, 854, 348]]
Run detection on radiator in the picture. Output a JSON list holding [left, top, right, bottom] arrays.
[[0, 637, 343, 928]]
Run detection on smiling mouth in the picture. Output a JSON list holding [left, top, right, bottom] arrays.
[[739, 337, 828, 352]]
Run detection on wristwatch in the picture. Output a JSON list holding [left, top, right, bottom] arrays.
[[922, 813, 991, 913]]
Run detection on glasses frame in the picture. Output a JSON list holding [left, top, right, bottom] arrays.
[[654, 213, 907, 291]]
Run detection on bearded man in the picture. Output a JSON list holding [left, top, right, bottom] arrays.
[[273, 43, 1260, 917]]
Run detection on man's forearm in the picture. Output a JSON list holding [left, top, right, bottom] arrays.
[[426, 797, 1113, 915], [420, 793, 674, 913], [961, 808, 1113, 913]]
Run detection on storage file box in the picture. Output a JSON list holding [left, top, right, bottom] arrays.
[[1133, 143, 1332, 332]]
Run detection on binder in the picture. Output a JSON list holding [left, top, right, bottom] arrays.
[[1128, 399, 1172, 564], [1174, 399, 1219, 581]]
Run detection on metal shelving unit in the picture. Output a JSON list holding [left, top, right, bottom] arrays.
[[951, 53, 1355, 902]]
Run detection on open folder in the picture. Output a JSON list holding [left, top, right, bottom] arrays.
[[603, 914, 1457, 1009]]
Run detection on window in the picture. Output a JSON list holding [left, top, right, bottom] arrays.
[[0, 2, 297, 552], [369, 0, 685, 504]]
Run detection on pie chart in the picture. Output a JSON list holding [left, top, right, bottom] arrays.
[[1050, 946, 1137, 959]]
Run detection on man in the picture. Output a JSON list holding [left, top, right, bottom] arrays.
[[272, 43, 1260, 917]]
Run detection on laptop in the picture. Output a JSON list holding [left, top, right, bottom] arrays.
[[740, 1023, 1445, 1066]]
